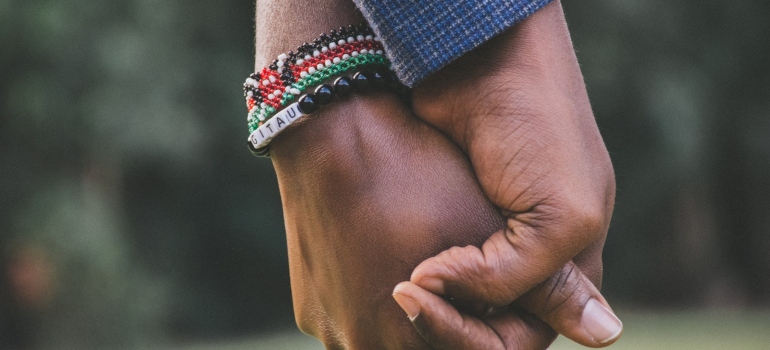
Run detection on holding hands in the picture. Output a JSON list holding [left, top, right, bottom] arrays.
[[254, 0, 621, 348]]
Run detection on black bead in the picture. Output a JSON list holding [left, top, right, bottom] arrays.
[[371, 70, 389, 88], [314, 84, 334, 104], [247, 140, 262, 157], [353, 71, 370, 90], [297, 94, 318, 114], [269, 64, 277, 70], [333, 76, 352, 96]]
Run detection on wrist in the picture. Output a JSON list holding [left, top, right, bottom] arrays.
[[269, 93, 415, 186]]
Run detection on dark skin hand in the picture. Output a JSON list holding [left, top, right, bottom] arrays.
[[402, 0, 622, 348], [257, 0, 621, 349]]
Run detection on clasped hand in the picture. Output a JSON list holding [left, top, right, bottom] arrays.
[[262, 0, 621, 348]]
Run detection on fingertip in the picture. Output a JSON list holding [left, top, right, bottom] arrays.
[[392, 282, 421, 320], [409, 258, 448, 295], [415, 277, 445, 295], [581, 298, 623, 346]]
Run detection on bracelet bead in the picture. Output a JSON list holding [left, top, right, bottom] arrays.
[[314, 84, 334, 104], [297, 94, 318, 114], [352, 71, 370, 90], [333, 76, 352, 96]]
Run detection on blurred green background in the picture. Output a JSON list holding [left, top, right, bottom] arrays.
[[1, 0, 769, 349]]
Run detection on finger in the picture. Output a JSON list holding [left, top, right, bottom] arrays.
[[392, 282, 554, 350], [517, 261, 623, 347], [410, 224, 593, 307]]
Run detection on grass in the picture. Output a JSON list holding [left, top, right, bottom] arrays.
[[166, 310, 770, 350], [551, 309, 770, 350]]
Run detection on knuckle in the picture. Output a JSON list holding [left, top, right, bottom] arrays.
[[541, 264, 582, 316], [560, 196, 606, 244]]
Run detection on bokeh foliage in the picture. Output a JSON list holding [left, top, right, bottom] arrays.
[[1, 0, 769, 348]]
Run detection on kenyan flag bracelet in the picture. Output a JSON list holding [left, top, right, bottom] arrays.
[[242, 24, 404, 157]]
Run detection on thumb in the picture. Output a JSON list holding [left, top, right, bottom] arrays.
[[517, 261, 623, 347]]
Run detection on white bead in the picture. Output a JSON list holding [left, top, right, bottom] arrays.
[[373, 36, 380, 41], [347, 37, 355, 43], [351, 51, 359, 57], [277, 61, 284, 67], [333, 57, 341, 64], [278, 53, 288, 61], [247, 90, 253, 97], [357, 35, 365, 41], [245, 78, 255, 85], [305, 55, 312, 60], [342, 54, 350, 59], [376, 50, 383, 55], [269, 76, 276, 83], [300, 71, 308, 78], [274, 89, 282, 96], [262, 79, 270, 86], [247, 115, 254, 122], [313, 50, 320, 57], [249, 107, 257, 114], [261, 102, 267, 108], [325, 60, 332, 67], [291, 88, 301, 95], [361, 49, 368, 54], [338, 39, 345, 45], [316, 63, 324, 70], [308, 67, 316, 74], [296, 59, 304, 65], [365, 35, 373, 41], [277, 67, 283, 73], [285, 87, 291, 93], [268, 94, 275, 100], [321, 47, 328, 52], [257, 113, 266, 121], [329, 42, 337, 49]]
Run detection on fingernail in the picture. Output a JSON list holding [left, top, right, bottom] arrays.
[[417, 277, 445, 295], [582, 298, 623, 344], [392, 293, 420, 321]]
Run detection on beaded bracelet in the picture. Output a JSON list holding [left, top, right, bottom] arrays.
[[242, 24, 403, 157]]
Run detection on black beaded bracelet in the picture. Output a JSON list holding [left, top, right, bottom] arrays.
[[246, 68, 402, 157], [243, 25, 406, 158]]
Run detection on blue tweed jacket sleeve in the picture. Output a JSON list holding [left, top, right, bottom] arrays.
[[352, 0, 553, 87]]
